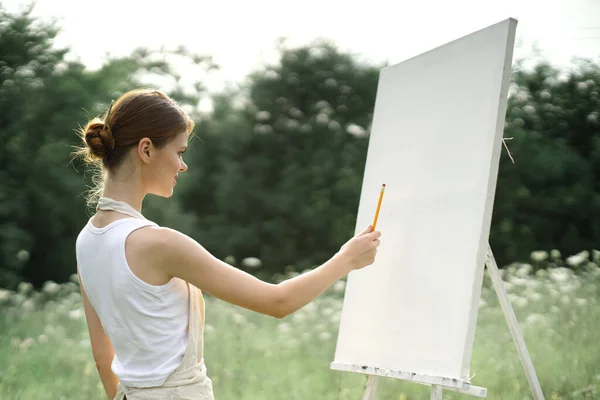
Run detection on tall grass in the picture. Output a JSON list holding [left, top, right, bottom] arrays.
[[0, 250, 598, 399]]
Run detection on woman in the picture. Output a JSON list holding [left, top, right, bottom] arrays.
[[74, 88, 382, 400]]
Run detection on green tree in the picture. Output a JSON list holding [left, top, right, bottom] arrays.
[[180, 40, 384, 274], [0, 4, 214, 288], [491, 58, 600, 265]]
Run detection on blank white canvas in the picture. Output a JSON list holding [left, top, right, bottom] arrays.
[[332, 19, 517, 381]]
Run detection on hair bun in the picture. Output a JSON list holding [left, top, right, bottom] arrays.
[[85, 121, 115, 159]]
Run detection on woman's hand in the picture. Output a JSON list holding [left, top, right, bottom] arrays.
[[338, 225, 382, 272]]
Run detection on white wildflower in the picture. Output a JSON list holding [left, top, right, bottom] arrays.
[[511, 295, 528, 308], [321, 307, 335, 317], [550, 306, 561, 313], [16, 249, 30, 262], [223, 255, 236, 266], [566, 251, 589, 267], [346, 123, 367, 138], [18, 282, 33, 294], [592, 250, 600, 262], [529, 292, 542, 302], [316, 113, 329, 125], [241, 257, 262, 269], [525, 313, 548, 326], [575, 298, 587, 306], [204, 324, 215, 334], [516, 263, 534, 277], [318, 331, 332, 341], [277, 323, 291, 333], [527, 279, 543, 291], [550, 249, 561, 259], [292, 312, 306, 323], [69, 274, 79, 284], [333, 280, 346, 294], [314, 100, 330, 110], [286, 119, 300, 130], [560, 295, 571, 305], [559, 279, 582, 294], [43, 281, 60, 295], [325, 78, 337, 88], [69, 308, 83, 320], [265, 70, 280, 80], [231, 313, 246, 325], [286, 271, 300, 279], [328, 121, 341, 131], [37, 334, 48, 344], [0, 289, 11, 302], [288, 108, 304, 119], [530, 251, 548, 262], [509, 276, 529, 287], [314, 323, 327, 332], [56, 304, 68, 315], [586, 262, 599, 273], [12, 293, 25, 304], [479, 299, 487, 309], [255, 111, 271, 121], [308, 47, 328, 60], [340, 85, 352, 95], [540, 90, 551, 100], [299, 124, 312, 134], [303, 302, 317, 314], [253, 124, 273, 135], [22, 299, 35, 311], [535, 269, 548, 279], [550, 268, 572, 283]]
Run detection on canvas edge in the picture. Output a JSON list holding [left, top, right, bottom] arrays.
[[459, 18, 519, 379]]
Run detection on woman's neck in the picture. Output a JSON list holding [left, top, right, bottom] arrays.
[[101, 178, 146, 212]]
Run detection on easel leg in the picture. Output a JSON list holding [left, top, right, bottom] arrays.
[[363, 375, 379, 400], [430, 385, 443, 399], [486, 244, 545, 400]]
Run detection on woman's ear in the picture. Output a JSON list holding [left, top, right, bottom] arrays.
[[137, 138, 153, 164]]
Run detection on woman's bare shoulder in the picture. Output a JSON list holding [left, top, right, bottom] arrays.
[[126, 225, 184, 256], [125, 225, 186, 286]]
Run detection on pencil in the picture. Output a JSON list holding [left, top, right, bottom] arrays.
[[372, 183, 385, 230]]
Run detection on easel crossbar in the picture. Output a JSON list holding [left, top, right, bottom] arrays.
[[330, 362, 480, 391]]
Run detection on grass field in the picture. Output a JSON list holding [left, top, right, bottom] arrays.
[[0, 251, 599, 399]]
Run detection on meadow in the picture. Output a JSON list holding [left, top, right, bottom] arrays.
[[0, 250, 598, 400]]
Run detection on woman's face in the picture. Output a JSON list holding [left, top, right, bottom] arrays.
[[143, 131, 189, 198]]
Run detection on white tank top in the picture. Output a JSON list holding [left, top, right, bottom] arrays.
[[76, 207, 190, 388]]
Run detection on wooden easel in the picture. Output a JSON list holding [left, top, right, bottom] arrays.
[[357, 244, 545, 400]]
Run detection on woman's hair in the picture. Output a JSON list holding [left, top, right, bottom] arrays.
[[72, 88, 195, 207]]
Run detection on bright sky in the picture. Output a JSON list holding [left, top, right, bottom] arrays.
[[4, 0, 600, 94]]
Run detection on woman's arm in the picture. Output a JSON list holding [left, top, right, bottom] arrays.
[[152, 225, 381, 318], [79, 276, 119, 399]]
